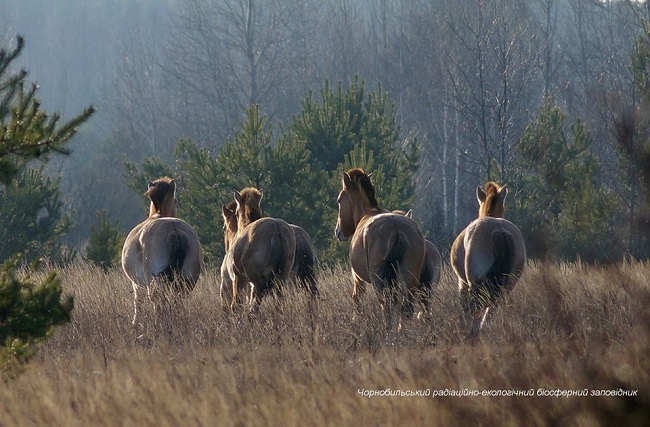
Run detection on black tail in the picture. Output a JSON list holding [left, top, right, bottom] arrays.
[[374, 232, 406, 292], [295, 253, 318, 296], [261, 226, 292, 297], [271, 229, 288, 279], [155, 232, 188, 293], [476, 229, 515, 304]]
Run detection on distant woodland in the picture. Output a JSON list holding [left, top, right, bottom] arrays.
[[2, 0, 650, 264]]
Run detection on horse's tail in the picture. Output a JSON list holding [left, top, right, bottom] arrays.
[[476, 228, 515, 302], [155, 230, 188, 290], [374, 228, 406, 292], [270, 223, 295, 282], [294, 250, 318, 296]]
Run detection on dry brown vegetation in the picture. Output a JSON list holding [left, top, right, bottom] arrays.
[[1, 259, 649, 426]]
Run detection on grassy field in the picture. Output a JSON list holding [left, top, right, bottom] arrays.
[[1, 259, 649, 426]]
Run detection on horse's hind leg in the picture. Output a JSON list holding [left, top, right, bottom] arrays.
[[132, 281, 142, 327], [352, 276, 367, 318], [249, 283, 262, 314], [231, 276, 247, 312], [464, 283, 493, 342], [458, 279, 474, 333], [249, 280, 274, 314], [467, 306, 489, 342]]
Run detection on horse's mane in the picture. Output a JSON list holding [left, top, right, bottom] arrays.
[[145, 176, 175, 212], [238, 187, 263, 221], [480, 181, 504, 217], [346, 168, 378, 208]]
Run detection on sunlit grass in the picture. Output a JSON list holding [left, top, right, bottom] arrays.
[[1, 259, 648, 426]]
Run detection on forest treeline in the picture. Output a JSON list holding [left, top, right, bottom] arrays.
[[2, 0, 650, 266]]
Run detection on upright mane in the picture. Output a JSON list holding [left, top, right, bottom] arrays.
[[479, 181, 506, 218], [346, 168, 378, 208], [235, 187, 264, 229], [145, 177, 176, 217]]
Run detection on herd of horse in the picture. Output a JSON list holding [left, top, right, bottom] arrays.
[[121, 168, 526, 340]]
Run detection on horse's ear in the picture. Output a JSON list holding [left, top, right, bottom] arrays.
[[476, 186, 487, 205], [147, 181, 155, 189], [343, 172, 352, 188], [405, 209, 413, 219], [221, 204, 232, 218], [234, 191, 243, 207], [500, 185, 508, 204]]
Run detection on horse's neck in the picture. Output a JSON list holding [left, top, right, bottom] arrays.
[[236, 216, 253, 234], [224, 230, 237, 251], [361, 206, 387, 220], [149, 199, 177, 218], [478, 209, 503, 219]]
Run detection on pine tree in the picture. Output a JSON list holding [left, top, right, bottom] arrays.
[[0, 168, 72, 261], [0, 257, 73, 379], [0, 36, 94, 184], [512, 98, 618, 261], [84, 210, 125, 270], [615, 21, 650, 257], [175, 105, 316, 261], [0, 35, 94, 378], [285, 77, 419, 259]]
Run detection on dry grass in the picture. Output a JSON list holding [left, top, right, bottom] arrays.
[[1, 259, 649, 426]]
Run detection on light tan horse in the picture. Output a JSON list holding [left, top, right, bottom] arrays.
[[450, 182, 526, 340], [335, 168, 426, 320], [121, 177, 203, 328], [225, 188, 296, 312], [220, 193, 318, 309]]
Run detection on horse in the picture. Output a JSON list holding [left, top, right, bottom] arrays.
[[225, 188, 296, 312], [394, 210, 442, 311], [450, 182, 526, 340], [220, 194, 318, 309], [335, 168, 426, 323], [121, 177, 203, 328]]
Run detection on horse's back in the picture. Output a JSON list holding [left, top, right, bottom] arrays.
[[462, 217, 525, 286]]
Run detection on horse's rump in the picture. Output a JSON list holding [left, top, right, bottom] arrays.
[[154, 230, 188, 283], [139, 218, 202, 290], [464, 217, 524, 298], [360, 213, 425, 293], [233, 217, 296, 290]]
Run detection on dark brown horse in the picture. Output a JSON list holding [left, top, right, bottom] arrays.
[[121, 177, 203, 327], [335, 168, 426, 320], [224, 188, 296, 312], [450, 182, 526, 340]]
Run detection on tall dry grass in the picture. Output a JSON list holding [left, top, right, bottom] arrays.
[[1, 259, 649, 426]]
